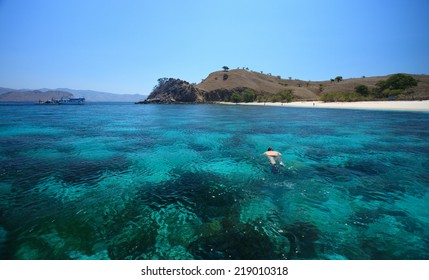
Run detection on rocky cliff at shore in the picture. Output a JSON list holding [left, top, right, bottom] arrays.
[[138, 78, 203, 104], [137, 78, 255, 104], [137, 76, 263, 104]]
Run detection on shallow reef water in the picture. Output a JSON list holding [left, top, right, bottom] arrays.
[[0, 103, 428, 259]]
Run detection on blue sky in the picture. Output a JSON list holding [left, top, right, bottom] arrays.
[[1, 0, 428, 95]]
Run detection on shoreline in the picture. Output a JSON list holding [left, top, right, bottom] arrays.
[[216, 100, 429, 112]]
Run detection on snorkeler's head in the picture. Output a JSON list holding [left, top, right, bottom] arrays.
[[267, 147, 273, 151]]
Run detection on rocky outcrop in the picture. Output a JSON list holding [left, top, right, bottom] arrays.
[[138, 78, 203, 104], [136, 77, 258, 104]]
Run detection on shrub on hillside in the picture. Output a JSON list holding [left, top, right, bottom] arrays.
[[256, 95, 266, 103], [242, 89, 256, 102], [275, 89, 294, 103], [231, 93, 242, 103], [354, 84, 369, 96], [373, 73, 418, 98]]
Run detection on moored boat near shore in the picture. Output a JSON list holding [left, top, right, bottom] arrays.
[[58, 97, 85, 105], [37, 97, 85, 105]]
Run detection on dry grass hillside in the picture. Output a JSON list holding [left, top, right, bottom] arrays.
[[196, 69, 429, 101]]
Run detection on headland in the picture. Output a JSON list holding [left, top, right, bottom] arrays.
[[138, 69, 429, 107]]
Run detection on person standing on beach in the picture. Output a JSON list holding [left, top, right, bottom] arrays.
[[263, 147, 285, 173]]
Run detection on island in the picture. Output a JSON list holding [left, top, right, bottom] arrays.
[[137, 68, 429, 107]]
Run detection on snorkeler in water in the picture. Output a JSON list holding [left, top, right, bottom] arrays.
[[263, 147, 285, 173]]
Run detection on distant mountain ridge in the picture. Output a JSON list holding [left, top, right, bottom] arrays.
[[0, 87, 147, 102], [0, 90, 73, 102], [56, 88, 146, 102]]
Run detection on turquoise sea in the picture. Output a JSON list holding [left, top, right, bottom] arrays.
[[0, 103, 428, 260]]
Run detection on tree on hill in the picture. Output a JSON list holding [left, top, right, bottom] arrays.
[[335, 76, 343, 82], [276, 89, 294, 103], [231, 93, 241, 103], [153, 77, 170, 90], [222, 66, 229, 72], [385, 73, 418, 90], [242, 89, 256, 102], [374, 73, 418, 98], [355, 84, 369, 96]]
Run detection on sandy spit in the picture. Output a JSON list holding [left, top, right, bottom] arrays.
[[216, 100, 429, 112]]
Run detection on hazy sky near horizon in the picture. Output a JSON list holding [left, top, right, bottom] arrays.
[[1, 0, 428, 95]]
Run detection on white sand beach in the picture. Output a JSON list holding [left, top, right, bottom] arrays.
[[218, 100, 429, 112]]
